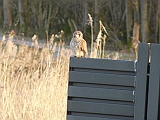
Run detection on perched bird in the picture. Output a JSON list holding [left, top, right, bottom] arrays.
[[70, 31, 88, 57]]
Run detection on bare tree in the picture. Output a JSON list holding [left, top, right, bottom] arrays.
[[125, 0, 133, 42], [155, 0, 160, 43], [2, 0, 160, 47], [3, 0, 12, 30], [132, 0, 140, 60], [132, 22, 140, 60], [140, 0, 148, 43], [94, 0, 100, 40], [83, 1, 88, 35], [132, 0, 140, 23], [18, 0, 25, 33]]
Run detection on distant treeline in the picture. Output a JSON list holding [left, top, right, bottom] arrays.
[[0, 0, 159, 49]]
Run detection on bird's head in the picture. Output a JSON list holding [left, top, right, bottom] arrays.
[[32, 35, 38, 42], [73, 31, 83, 38]]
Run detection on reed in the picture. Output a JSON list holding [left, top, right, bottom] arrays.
[[0, 32, 70, 120]]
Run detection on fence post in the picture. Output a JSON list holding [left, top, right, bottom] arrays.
[[147, 44, 160, 120], [134, 43, 150, 120]]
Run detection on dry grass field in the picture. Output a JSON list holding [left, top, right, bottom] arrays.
[[0, 34, 70, 120], [0, 31, 136, 120]]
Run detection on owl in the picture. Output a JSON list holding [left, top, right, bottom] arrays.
[[70, 31, 88, 57]]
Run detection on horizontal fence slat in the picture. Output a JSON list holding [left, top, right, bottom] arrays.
[[68, 100, 134, 117], [68, 86, 134, 102], [67, 115, 127, 120], [69, 71, 135, 87], [70, 57, 135, 72]]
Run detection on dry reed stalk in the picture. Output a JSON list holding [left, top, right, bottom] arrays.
[[87, 14, 94, 56], [0, 34, 70, 120], [92, 20, 109, 58]]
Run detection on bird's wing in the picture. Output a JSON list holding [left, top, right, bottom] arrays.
[[81, 38, 88, 57], [70, 38, 77, 56], [70, 38, 75, 49]]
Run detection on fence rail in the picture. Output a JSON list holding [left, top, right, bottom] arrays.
[[67, 43, 160, 120]]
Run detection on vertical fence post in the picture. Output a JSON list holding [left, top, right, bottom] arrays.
[[147, 44, 160, 120], [134, 43, 150, 120]]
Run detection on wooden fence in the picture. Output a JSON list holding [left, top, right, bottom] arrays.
[[67, 43, 160, 120]]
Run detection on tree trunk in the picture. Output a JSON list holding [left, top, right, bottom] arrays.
[[18, 0, 25, 33], [155, 0, 160, 43], [46, 4, 52, 33], [148, 1, 153, 23], [94, 0, 100, 40], [132, 22, 140, 42], [159, 13, 160, 43], [132, 22, 140, 60], [132, 0, 140, 23], [125, 0, 133, 42], [3, 0, 12, 30], [132, 0, 140, 60], [83, 1, 88, 35], [31, 1, 38, 30], [140, 0, 148, 43], [38, 1, 44, 32]]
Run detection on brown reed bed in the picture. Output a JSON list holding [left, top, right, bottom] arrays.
[[0, 28, 135, 120], [0, 33, 70, 120]]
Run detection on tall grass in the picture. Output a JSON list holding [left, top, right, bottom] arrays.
[[0, 28, 136, 120], [0, 34, 70, 120]]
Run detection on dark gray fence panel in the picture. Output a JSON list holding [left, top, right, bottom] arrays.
[[134, 43, 150, 120], [68, 86, 134, 102], [67, 115, 126, 120], [67, 43, 150, 120], [69, 71, 135, 87], [68, 58, 135, 120], [68, 100, 134, 116], [147, 44, 160, 120], [70, 57, 135, 72]]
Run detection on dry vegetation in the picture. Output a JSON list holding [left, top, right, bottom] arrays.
[[0, 28, 136, 120], [0, 32, 70, 120]]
